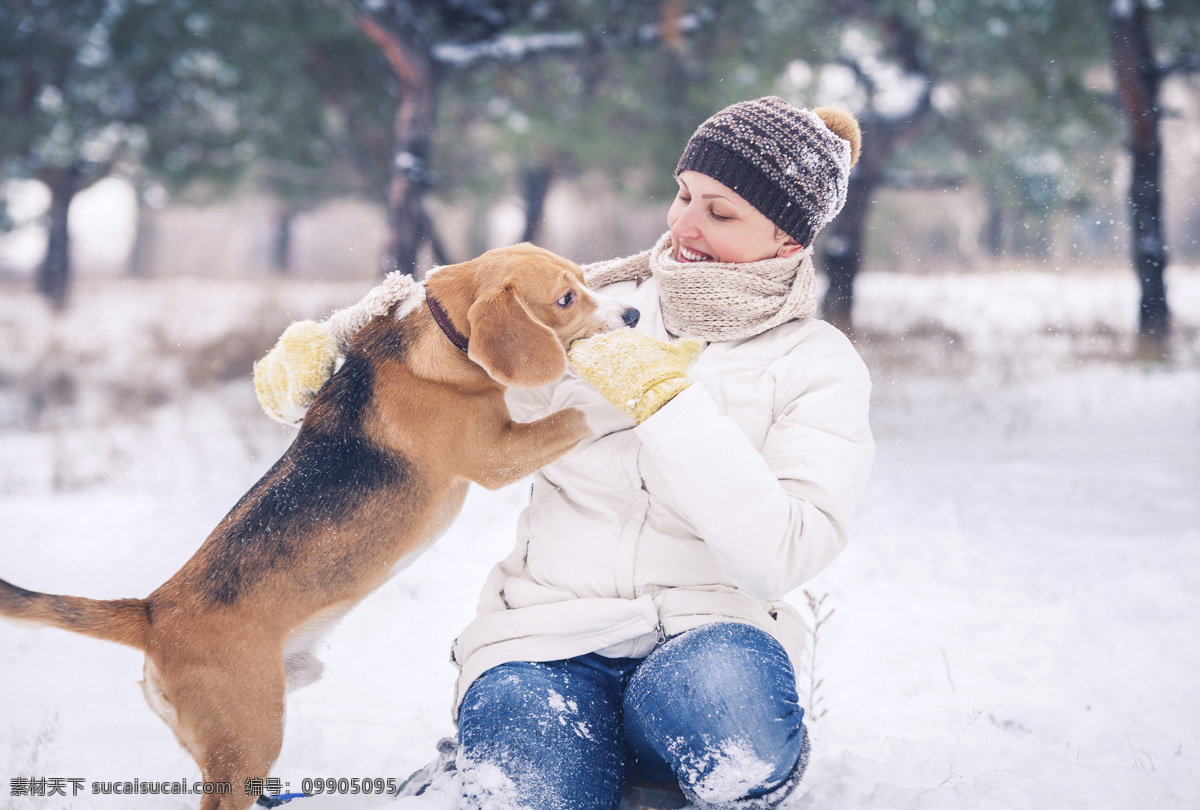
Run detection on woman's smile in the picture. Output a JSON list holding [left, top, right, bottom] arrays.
[[676, 244, 714, 263]]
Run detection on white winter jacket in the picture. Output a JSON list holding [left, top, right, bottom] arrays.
[[450, 272, 874, 717]]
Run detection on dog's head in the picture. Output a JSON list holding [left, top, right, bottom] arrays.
[[424, 243, 639, 388]]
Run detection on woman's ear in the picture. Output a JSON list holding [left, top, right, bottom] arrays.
[[776, 241, 804, 258]]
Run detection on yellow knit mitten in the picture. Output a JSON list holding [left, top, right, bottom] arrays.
[[568, 330, 705, 423], [253, 320, 339, 425]]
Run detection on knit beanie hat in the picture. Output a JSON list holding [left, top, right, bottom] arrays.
[[675, 96, 862, 247]]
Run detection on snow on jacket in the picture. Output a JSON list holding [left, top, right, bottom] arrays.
[[449, 269, 875, 717]]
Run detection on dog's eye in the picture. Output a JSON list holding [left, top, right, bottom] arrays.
[[556, 290, 576, 308]]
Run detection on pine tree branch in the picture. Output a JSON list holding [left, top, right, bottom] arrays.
[[429, 8, 716, 69], [881, 170, 965, 190], [431, 30, 586, 67]]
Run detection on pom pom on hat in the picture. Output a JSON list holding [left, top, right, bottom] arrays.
[[812, 106, 861, 167], [675, 96, 861, 246]]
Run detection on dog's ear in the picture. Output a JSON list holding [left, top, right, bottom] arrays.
[[467, 283, 567, 388]]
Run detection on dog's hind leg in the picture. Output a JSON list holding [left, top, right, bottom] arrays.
[[170, 661, 287, 810]]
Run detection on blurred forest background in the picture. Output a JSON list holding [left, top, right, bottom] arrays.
[[5, 5, 1200, 801], [1, 0, 1198, 341]]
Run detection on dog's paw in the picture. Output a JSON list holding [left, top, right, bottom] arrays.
[[560, 406, 594, 441]]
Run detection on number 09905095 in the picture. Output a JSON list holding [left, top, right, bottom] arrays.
[[299, 777, 398, 795]]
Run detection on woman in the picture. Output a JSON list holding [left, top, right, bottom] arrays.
[[257, 97, 873, 810]]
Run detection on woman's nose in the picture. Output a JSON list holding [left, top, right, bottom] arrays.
[[671, 203, 701, 237]]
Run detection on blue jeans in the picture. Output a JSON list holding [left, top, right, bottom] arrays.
[[457, 622, 809, 810]]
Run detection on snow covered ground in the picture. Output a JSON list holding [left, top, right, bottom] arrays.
[[1, 265, 1198, 809]]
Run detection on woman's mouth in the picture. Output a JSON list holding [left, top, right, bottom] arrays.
[[677, 245, 714, 263]]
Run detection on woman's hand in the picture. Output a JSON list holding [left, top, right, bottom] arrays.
[[253, 320, 339, 425], [568, 330, 705, 423]]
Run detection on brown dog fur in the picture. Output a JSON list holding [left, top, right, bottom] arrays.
[[0, 244, 637, 810]]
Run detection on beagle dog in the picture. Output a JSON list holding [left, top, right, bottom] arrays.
[[0, 243, 640, 810]]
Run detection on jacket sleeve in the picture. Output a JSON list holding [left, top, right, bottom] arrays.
[[634, 338, 874, 600]]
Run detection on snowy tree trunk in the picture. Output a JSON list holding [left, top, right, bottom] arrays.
[[819, 171, 871, 334], [1108, 0, 1171, 345], [271, 206, 296, 275], [819, 107, 907, 334], [36, 163, 81, 310], [521, 163, 554, 245], [128, 201, 155, 279], [817, 7, 932, 335], [355, 15, 437, 278], [983, 192, 1005, 259]]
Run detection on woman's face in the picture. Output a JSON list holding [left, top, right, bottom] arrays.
[[667, 171, 802, 264]]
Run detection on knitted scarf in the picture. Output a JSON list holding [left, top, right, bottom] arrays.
[[584, 232, 818, 342]]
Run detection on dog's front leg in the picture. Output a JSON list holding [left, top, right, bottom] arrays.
[[470, 407, 591, 490]]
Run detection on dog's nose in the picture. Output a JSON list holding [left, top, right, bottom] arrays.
[[622, 308, 641, 328]]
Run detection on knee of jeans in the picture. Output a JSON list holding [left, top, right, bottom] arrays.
[[458, 662, 627, 810], [626, 623, 806, 797], [631, 624, 802, 724], [459, 716, 622, 810]]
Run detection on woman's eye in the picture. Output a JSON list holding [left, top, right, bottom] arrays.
[[556, 290, 576, 308], [710, 208, 732, 222]]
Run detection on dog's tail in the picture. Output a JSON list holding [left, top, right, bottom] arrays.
[[0, 577, 149, 650]]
